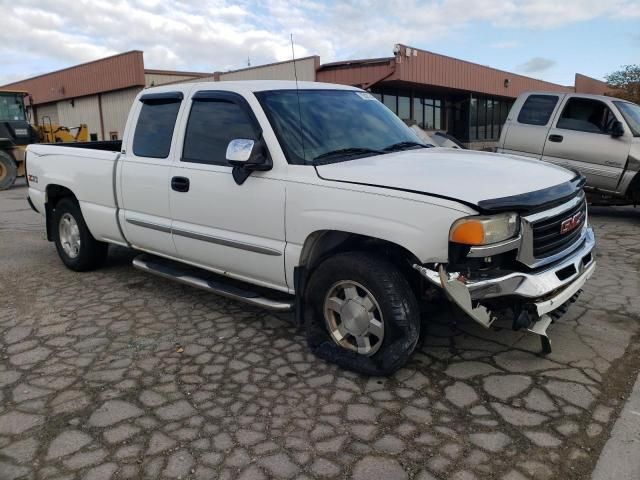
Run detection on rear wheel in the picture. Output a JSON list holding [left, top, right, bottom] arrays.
[[305, 252, 421, 376], [53, 198, 108, 271], [0, 150, 17, 190]]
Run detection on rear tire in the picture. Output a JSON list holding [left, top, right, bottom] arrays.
[[305, 252, 421, 376], [0, 150, 17, 190], [53, 198, 108, 271]]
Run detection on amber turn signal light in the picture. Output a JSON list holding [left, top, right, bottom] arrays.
[[450, 220, 485, 245]]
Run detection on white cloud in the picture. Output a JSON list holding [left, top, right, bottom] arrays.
[[517, 56, 556, 73], [0, 0, 638, 84]]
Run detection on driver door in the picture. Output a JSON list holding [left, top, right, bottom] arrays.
[[542, 96, 631, 191], [168, 90, 287, 291]]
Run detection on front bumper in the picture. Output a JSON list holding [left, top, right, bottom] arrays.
[[414, 227, 596, 331]]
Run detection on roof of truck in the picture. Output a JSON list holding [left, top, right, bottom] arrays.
[[521, 91, 625, 102], [144, 80, 361, 94]]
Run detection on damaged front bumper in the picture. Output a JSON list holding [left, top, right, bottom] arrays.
[[414, 227, 596, 352]]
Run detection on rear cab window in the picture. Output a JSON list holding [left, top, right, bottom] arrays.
[[132, 92, 183, 158], [517, 94, 559, 126]]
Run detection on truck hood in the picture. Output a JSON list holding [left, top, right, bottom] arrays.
[[315, 148, 579, 212]]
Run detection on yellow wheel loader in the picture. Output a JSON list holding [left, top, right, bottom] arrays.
[[0, 90, 88, 190]]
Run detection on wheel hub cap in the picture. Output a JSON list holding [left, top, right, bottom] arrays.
[[323, 280, 384, 356], [59, 213, 81, 258], [341, 300, 369, 336]]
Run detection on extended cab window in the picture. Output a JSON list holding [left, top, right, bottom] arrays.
[[556, 98, 616, 134], [132, 94, 182, 158], [517, 94, 558, 126], [182, 98, 257, 165]]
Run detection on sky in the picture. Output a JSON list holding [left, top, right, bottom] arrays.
[[1, 0, 639, 87]]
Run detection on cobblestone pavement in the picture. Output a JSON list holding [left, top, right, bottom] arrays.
[[1, 181, 639, 480]]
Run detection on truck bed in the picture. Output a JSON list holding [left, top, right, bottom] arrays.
[[26, 142, 125, 245]]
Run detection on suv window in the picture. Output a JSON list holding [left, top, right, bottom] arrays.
[[132, 99, 181, 158], [556, 98, 617, 134], [517, 94, 558, 126], [182, 100, 257, 165]]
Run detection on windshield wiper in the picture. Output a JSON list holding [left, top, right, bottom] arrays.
[[313, 147, 383, 164], [383, 141, 431, 152]]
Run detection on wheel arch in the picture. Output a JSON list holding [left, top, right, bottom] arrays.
[[299, 229, 422, 272], [625, 171, 640, 204], [45, 184, 79, 241], [293, 229, 425, 327]]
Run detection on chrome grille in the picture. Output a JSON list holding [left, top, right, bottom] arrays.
[[518, 192, 588, 268], [531, 195, 587, 258]]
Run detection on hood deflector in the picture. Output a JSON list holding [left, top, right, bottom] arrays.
[[477, 174, 586, 214]]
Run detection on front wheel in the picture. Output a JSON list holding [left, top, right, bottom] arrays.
[[53, 198, 108, 271], [305, 252, 420, 376]]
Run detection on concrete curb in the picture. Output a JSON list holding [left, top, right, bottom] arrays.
[[592, 372, 640, 479]]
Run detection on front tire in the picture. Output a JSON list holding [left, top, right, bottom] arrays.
[[0, 150, 17, 190], [305, 252, 420, 376], [53, 198, 108, 271]]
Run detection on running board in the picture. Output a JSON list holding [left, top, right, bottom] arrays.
[[132, 254, 294, 312]]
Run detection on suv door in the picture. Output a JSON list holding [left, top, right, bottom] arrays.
[[499, 93, 562, 158], [120, 92, 184, 255], [169, 90, 287, 290], [543, 96, 632, 191]]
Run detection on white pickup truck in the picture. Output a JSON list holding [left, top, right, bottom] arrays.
[[26, 81, 596, 375], [498, 91, 640, 206]]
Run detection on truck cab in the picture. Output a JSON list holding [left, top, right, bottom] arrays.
[[498, 91, 640, 205]]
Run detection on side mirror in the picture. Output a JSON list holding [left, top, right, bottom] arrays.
[[225, 138, 272, 185], [611, 120, 625, 138]]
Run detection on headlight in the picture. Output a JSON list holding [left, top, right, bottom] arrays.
[[450, 212, 519, 246]]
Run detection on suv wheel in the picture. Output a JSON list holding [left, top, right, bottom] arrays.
[[305, 252, 420, 376]]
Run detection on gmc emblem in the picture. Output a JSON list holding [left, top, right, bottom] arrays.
[[560, 212, 583, 235]]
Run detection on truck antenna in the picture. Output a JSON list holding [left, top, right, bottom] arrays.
[[290, 33, 305, 162]]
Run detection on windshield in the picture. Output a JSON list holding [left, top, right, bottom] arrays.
[[614, 101, 640, 137], [0, 93, 27, 122], [256, 89, 426, 164]]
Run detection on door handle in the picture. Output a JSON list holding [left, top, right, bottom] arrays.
[[171, 176, 190, 192], [548, 134, 563, 143]]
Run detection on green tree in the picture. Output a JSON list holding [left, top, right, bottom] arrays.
[[605, 64, 640, 104]]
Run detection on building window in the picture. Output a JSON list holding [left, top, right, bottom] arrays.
[[412, 97, 424, 127], [382, 94, 397, 114], [371, 88, 443, 130], [398, 95, 410, 121], [90, 133, 98, 141], [469, 98, 478, 140], [466, 95, 514, 142], [109, 132, 118, 140]]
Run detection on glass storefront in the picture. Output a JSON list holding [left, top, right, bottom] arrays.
[[370, 87, 512, 143], [461, 95, 513, 142], [372, 88, 442, 131]]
